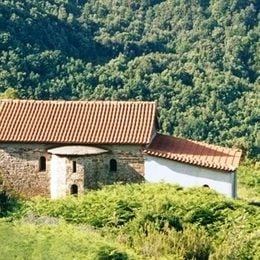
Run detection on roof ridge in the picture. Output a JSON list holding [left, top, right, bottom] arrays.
[[144, 133, 242, 172], [155, 133, 241, 154]]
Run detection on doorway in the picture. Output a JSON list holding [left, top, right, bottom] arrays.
[[70, 184, 78, 196]]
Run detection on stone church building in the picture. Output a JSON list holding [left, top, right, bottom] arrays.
[[0, 100, 242, 198]]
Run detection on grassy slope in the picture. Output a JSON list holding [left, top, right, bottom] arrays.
[[237, 161, 260, 202], [20, 183, 260, 259], [0, 163, 259, 259], [0, 220, 136, 260]]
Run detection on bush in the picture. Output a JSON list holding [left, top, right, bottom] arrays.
[[238, 161, 260, 201], [0, 190, 21, 217], [187, 207, 224, 226], [108, 200, 140, 227], [139, 212, 183, 233], [96, 246, 129, 260], [21, 183, 259, 259]]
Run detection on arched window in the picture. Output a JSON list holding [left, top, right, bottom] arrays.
[[72, 161, 77, 173], [203, 184, 210, 188], [71, 184, 78, 196], [110, 159, 117, 172], [39, 156, 46, 171]]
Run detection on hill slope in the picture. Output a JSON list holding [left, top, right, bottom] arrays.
[[0, 0, 259, 157], [1, 183, 259, 259], [0, 221, 136, 259]]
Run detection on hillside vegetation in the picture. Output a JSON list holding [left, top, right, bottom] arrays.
[[0, 183, 259, 259], [0, 221, 136, 259], [0, 0, 259, 157], [238, 161, 260, 202]]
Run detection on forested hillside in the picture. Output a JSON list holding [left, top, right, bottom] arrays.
[[0, 0, 259, 157]]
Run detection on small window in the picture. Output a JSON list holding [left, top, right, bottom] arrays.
[[110, 159, 117, 172], [39, 156, 46, 171], [72, 161, 77, 173], [71, 184, 78, 196], [203, 184, 210, 188]]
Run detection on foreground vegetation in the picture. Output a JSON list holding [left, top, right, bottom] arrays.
[[23, 185, 259, 259], [0, 221, 135, 259], [1, 162, 260, 259], [0, 1, 258, 257], [238, 161, 260, 202], [0, 0, 259, 157]]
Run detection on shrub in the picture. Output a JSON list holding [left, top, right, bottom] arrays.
[[130, 223, 211, 259], [96, 246, 129, 260], [108, 200, 140, 227], [187, 207, 224, 226], [139, 212, 183, 233], [0, 190, 21, 217], [21, 183, 259, 259], [211, 226, 260, 259]]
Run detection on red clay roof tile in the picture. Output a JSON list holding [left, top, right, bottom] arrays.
[[0, 100, 157, 144], [144, 134, 242, 172]]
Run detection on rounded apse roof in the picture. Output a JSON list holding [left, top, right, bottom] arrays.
[[48, 145, 108, 156]]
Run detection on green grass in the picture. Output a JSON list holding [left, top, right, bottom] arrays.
[[0, 219, 136, 260], [20, 183, 259, 259], [0, 161, 259, 259], [237, 161, 260, 202]]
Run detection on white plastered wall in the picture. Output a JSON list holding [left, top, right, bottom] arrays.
[[50, 155, 67, 199], [144, 155, 236, 198]]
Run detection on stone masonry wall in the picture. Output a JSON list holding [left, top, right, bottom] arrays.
[[0, 143, 145, 198], [0, 143, 52, 198], [66, 144, 145, 192], [64, 156, 85, 196]]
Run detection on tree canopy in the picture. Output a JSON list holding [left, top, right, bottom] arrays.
[[0, 0, 259, 157]]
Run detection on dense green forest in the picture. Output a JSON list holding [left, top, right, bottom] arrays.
[[0, 0, 259, 157]]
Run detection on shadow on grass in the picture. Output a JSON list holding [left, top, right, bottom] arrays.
[[248, 201, 260, 207], [0, 190, 22, 217]]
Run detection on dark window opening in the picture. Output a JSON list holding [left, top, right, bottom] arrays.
[[110, 159, 117, 172], [39, 156, 46, 171], [71, 184, 78, 196], [203, 184, 210, 188], [72, 161, 77, 173]]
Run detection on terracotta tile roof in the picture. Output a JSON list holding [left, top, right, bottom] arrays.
[[144, 134, 242, 172], [0, 100, 157, 144]]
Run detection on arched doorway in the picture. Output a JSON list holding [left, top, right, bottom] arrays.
[[70, 184, 78, 196]]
